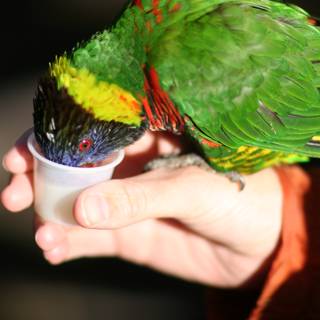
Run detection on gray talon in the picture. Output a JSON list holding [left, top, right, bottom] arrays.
[[224, 171, 246, 191], [145, 153, 245, 191], [144, 153, 211, 171]]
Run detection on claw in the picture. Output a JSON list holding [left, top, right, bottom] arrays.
[[224, 171, 246, 191]]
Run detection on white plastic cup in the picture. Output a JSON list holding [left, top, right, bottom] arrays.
[[27, 133, 125, 225]]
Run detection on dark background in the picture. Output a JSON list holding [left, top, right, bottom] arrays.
[[0, 1, 319, 319], [0, 0, 319, 81]]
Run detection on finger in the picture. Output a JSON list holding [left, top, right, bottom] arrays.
[[36, 223, 116, 265], [43, 244, 69, 265], [74, 166, 229, 229], [114, 132, 182, 179], [2, 129, 34, 174], [1, 173, 34, 212], [35, 223, 66, 251], [34, 218, 223, 285], [35, 223, 70, 265], [2, 147, 33, 174], [156, 132, 183, 154], [124, 131, 181, 157]]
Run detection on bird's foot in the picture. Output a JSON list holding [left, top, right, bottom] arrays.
[[145, 153, 245, 191], [144, 153, 212, 172], [224, 171, 246, 191]]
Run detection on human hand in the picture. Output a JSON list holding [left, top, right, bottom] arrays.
[[1, 131, 282, 288]]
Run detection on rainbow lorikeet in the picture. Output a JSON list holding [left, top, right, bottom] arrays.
[[33, 0, 320, 175]]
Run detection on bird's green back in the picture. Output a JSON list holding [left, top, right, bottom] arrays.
[[40, 0, 320, 173], [137, 0, 320, 173]]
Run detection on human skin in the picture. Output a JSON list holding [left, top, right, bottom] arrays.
[[1, 131, 282, 288]]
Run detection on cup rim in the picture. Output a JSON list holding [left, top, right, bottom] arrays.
[[27, 133, 125, 173]]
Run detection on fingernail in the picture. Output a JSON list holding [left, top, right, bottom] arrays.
[[82, 194, 109, 226]]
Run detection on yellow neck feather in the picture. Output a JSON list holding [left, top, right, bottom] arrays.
[[49, 56, 142, 126]]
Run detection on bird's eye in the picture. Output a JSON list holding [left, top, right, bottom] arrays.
[[78, 138, 93, 153]]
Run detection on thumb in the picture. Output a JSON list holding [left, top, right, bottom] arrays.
[[73, 166, 232, 229]]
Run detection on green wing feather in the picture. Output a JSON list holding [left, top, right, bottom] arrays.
[[143, 0, 320, 172]]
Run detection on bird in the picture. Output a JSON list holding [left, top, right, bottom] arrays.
[[33, 0, 320, 178]]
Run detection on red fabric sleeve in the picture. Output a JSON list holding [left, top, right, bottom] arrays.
[[249, 165, 320, 319]]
